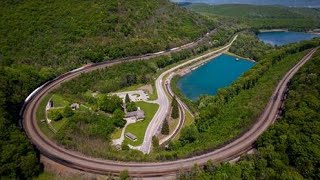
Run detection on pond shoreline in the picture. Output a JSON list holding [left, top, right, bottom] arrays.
[[177, 54, 255, 100], [259, 29, 288, 33], [177, 53, 255, 77]]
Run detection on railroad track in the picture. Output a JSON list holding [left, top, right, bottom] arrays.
[[22, 33, 318, 177]]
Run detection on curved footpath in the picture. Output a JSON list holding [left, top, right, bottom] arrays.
[[22, 30, 318, 176]]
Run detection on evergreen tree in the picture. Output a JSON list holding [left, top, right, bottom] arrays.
[[171, 96, 179, 119], [121, 142, 129, 151], [125, 93, 130, 104], [161, 118, 170, 135], [152, 136, 159, 150]]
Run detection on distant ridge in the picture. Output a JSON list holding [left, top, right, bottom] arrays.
[[175, 2, 193, 6], [172, 0, 320, 8]]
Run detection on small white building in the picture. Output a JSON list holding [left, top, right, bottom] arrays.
[[70, 103, 80, 110]]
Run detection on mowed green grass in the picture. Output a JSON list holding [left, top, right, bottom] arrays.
[[111, 128, 122, 140], [51, 94, 69, 107], [47, 109, 67, 131], [125, 101, 159, 146]]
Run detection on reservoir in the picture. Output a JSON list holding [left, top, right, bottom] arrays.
[[177, 54, 255, 100], [257, 31, 320, 46]]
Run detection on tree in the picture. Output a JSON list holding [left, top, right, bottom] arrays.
[[171, 96, 179, 119], [152, 136, 159, 150], [113, 109, 126, 128], [161, 118, 170, 135], [119, 169, 130, 180], [126, 102, 137, 112], [98, 95, 123, 113], [50, 110, 63, 121], [121, 142, 130, 151], [125, 93, 130, 104], [62, 106, 74, 118], [179, 125, 198, 145]]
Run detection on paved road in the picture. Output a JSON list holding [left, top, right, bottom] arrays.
[[22, 27, 317, 177], [139, 35, 239, 153]]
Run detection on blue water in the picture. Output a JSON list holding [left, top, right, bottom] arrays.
[[177, 54, 255, 100], [257, 31, 320, 46]]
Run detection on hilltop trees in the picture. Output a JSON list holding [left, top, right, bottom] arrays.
[[171, 96, 179, 119], [125, 94, 130, 104], [98, 95, 123, 113]]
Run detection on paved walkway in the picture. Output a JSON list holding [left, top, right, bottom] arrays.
[[112, 90, 149, 102], [112, 118, 136, 145]]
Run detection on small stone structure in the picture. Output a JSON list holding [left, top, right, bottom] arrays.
[[47, 99, 54, 109], [70, 103, 80, 110]]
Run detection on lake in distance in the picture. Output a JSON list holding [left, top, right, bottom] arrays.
[[177, 54, 255, 100], [257, 31, 320, 46]]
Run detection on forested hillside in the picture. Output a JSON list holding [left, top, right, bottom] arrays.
[[1, 0, 213, 71], [186, 4, 320, 31], [229, 32, 272, 60], [0, 0, 214, 178], [178, 49, 320, 180]]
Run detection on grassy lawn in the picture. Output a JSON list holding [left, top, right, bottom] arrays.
[[148, 83, 158, 100], [184, 110, 194, 127], [125, 101, 159, 146], [173, 110, 194, 141], [111, 128, 122, 139], [51, 94, 69, 107], [50, 118, 67, 132], [169, 117, 179, 134]]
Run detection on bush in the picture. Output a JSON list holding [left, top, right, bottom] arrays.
[[126, 102, 137, 112], [50, 110, 63, 121], [62, 106, 74, 118], [98, 95, 123, 113]]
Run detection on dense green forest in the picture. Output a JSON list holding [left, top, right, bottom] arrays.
[[177, 50, 320, 180], [0, 0, 214, 72], [229, 32, 273, 60], [0, 0, 215, 178], [186, 4, 320, 31]]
